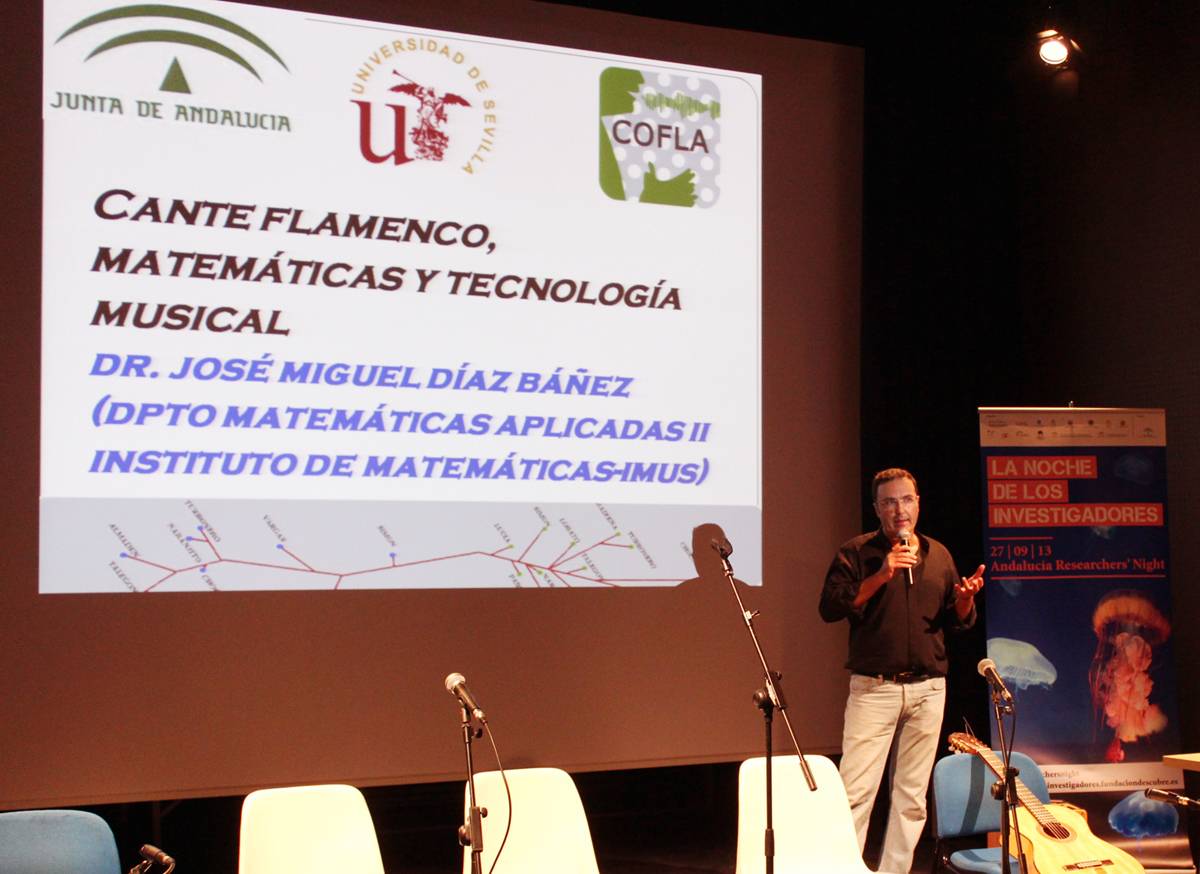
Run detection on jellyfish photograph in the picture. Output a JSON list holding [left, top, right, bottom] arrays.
[[1108, 790, 1178, 844], [1113, 452, 1155, 487], [987, 637, 1057, 692], [1089, 590, 1171, 763]]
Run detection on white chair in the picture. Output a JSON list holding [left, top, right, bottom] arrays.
[[238, 784, 385, 874], [736, 755, 877, 874], [463, 767, 600, 874]]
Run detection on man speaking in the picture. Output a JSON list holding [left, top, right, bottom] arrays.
[[819, 468, 984, 873]]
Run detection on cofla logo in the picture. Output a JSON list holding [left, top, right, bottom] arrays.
[[599, 67, 721, 208], [55, 4, 288, 94], [348, 35, 498, 174]]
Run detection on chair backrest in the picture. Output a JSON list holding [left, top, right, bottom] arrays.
[[0, 809, 120, 874], [932, 750, 1049, 840], [238, 784, 384, 874], [462, 767, 600, 874], [735, 754, 868, 874]]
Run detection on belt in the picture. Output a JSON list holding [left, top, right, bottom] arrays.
[[855, 671, 931, 684]]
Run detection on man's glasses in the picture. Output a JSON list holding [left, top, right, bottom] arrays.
[[876, 495, 918, 511]]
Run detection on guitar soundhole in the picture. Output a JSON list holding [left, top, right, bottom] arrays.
[[1040, 822, 1073, 841]]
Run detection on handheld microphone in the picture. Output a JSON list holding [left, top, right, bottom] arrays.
[[1145, 788, 1200, 809], [898, 528, 914, 587], [445, 672, 487, 722], [977, 658, 1014, 703]]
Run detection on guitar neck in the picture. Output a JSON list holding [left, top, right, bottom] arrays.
[[970, 745, 1059, 832]]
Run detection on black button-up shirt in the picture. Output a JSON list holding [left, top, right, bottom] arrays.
[[818, 529, 975, 676]]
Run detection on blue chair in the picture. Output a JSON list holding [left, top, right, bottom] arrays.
[[0, 808, 121, 874], [932, 750, 1049, 874]]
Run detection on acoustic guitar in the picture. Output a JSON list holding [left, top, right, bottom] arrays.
[[946, 732, 1145, 873]]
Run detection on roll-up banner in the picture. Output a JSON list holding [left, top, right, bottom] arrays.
[[979, 407, 1193, 872]]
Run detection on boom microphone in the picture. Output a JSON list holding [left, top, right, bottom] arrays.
[[131, 844, 175, 874], [710, 537, 732, 558], [140, 846, 174, 866], [1145, 788, 1200, 809], [977, 658, 1014, 703], [445, 672, 487, 722]]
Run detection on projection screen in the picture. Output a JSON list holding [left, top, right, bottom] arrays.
[[0, 0, 861, 808]]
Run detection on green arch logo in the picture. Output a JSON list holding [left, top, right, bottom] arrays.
[[57, 4, 289, 94]]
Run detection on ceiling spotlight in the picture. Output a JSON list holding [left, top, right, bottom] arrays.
[[1036, 28, 1079, 67]]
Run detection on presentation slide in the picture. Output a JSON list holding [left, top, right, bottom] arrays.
[[3, 0, 861, 809], [41, 0, 762, 593]]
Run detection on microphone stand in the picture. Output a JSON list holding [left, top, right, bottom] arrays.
[[458, 705, 486, 874], [754, 686, 776, 871], [989, 686, 1027, 874], [714, 541, 816, 874]]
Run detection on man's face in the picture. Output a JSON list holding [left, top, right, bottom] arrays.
[[874, 476, 920, 541]]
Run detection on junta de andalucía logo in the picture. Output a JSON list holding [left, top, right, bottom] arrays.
[[56, 3, 288, 94]]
